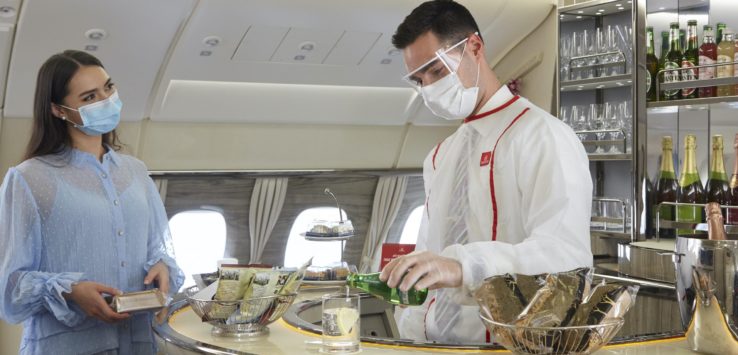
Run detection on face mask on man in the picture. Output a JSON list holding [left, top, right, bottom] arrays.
[[58, 91, 123, 136], [403, 34, 481, 120], [420, 59, 480, 120]]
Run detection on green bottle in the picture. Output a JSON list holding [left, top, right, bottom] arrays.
[[663, 22, 683, 100], [646, 26, 659, 101], [705, 135, 730, 207], [677, 135, 705, 236], [717, 22, 726, 45], [346, 273, 428, 306], [681, 20, 699, 99]]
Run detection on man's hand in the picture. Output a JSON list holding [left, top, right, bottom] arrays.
[[144, 261, 170, 295], [64, 281, 130, 323], [379, 251, 463, 291]]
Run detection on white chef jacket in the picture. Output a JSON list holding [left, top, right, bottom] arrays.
[[395, 86, 593, 344]]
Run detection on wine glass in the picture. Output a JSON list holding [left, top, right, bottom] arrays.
[[620, 101, 633, 153], [560, 37, 572, 81], [589, 104, 605, 153], [571, 105, 588, 142], [605, 102, 623, 154]]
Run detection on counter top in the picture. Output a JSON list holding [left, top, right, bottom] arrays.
[[155, 288, 699, 355]]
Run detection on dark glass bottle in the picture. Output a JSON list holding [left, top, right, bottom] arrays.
[[655, 136, 678, 238]]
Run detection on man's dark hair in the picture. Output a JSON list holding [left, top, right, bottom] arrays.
[[392, 0, 482, 49]]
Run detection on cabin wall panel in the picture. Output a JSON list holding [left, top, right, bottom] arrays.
[[385, 175, 425, 243], [164, 177, 256, 264], [492, 9, 557, 113], [262, 176, 378, 267]]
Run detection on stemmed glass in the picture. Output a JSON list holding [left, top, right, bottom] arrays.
[[560, 37, 572, 82], [620, 101, 633, 153], [571, 105, 588, 142], [596, 28, 609, 77], [604, 102, 623, 154], [582, 30, 597, 79], [560, 106, 570, 126], [588, 104, 605, 153]]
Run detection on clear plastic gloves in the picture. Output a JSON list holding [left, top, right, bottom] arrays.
[[379, 251, 462, 291]]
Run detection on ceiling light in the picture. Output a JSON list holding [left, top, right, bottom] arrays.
[[388, 49, 401, 56], [577, 10, 583, 14], [598, 9, 605, 12], [381, 58, 392, 65], [200, 50, 212, 56], [203, 36, 221, 47], [0, 6, 16, 17], [576, 15, 582, 19], [299, 42, 315, 51], [85, 45, 98, 51], [659, 6, 665, 10], [294, 54, 306, 61], [85, 29, 107, 41]]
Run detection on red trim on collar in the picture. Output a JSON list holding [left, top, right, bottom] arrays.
[[490, 107, 530, 241], [464, 95, 520, 124]]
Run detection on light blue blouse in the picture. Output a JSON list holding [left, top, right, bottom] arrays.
[[0, 148, 184, 355]]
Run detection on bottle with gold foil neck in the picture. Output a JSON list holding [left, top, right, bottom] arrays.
[[728, 134, 738, 224], [655, 136, 678, 238], [677, 135, 705, 236], [706, 202, 727, 240], [706, 135, 730, 207]]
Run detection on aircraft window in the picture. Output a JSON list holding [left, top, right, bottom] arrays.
[[399, 205, 424, 245], [284, 207, 348, 268], [169, 210, 227, 290]]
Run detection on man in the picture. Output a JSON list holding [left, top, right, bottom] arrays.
[[379, 0, 593, 344]]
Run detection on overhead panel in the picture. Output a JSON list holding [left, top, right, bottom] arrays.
[[323, 31, 380, 66], [231, 25, 289, 62], [271, 27, 343, 64]]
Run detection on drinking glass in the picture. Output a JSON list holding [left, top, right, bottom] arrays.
[[620, 101, 633, 153], [582, 30, 597, 79], [589, 103, 605, 153], [322, 292, 360, 354], [591, 200, 604, 230], [571, 105, 588, 141], [560, 37, 572, 81], [605, 102, 623, 153], [606, 200, 625, 232], [560, 106, 570, 126]]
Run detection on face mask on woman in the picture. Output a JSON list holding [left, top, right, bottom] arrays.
[[58, 91, 123, 136]]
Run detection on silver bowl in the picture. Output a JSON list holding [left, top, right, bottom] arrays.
[[480, 314, 624, 355], [184, 285, 298, 338]]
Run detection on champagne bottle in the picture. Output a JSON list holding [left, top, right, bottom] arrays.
[[717, 30, 735, 97], [663, 23, 683, 100], [647, 26, 659, 102], [655, 136, 678, 238], [706, 202, 727, 241], [681, 20, 699, 99], [728, 134, 738, 224], [699, 25, 717, 98], [677, 135, 706, 236], [705, 135, 730, 208], [346, 273, 427, 305]]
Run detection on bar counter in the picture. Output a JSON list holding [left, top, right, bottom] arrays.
[[154, 288, 698, 355]]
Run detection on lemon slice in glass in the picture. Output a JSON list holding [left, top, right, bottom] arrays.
[[336, 308, 360, 335]]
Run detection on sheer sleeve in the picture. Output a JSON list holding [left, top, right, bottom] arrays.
[[143, 177, 184, 294], [0, 168, 85, 326]]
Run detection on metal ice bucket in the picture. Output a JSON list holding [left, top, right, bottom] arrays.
[[675, 236, 738, 354]]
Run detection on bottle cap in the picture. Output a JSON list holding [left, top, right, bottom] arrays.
[[662, 136, 673, 150], [713, 135, 724, 151]]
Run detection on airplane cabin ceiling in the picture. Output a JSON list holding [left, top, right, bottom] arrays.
[[2, 0, 554, 125]]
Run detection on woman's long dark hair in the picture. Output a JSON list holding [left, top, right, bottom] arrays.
[[24, 50, 121, 160]]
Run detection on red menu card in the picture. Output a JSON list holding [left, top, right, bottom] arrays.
[[380, 243, 416, 269]]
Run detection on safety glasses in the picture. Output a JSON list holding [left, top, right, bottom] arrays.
[[402, 33, 477, 90]]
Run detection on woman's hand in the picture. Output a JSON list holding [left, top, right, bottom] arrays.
[[144, 261, 170, 295], [64, 281, 129, 323]]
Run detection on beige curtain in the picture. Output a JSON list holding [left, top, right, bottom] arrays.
[[249, 177, 289, 263], [359, 176, 408, 273], [153, 178, 169, 204]]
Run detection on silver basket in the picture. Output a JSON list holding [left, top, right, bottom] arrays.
[[480, 314, 624, 355], [184, 285, 298, 338]]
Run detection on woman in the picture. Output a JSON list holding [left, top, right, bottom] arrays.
[[0, 50, 184, 354]]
